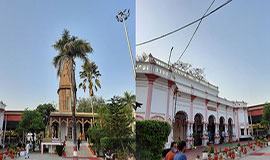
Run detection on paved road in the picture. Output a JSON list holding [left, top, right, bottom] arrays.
[[241, 146, 270, 160], [4, 152, 101, 160]]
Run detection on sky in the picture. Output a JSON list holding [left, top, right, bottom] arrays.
[[136, 0, 270, 106], [0, 0, 135, 110]]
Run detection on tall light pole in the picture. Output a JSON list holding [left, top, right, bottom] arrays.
[[116, 9, 136, 78]]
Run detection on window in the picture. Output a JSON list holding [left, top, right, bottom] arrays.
[[241, 129, 244, 135]]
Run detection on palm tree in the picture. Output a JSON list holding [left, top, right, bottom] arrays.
[[79, 61, 101, 126], [121, 91, 136, 110], [53, 29, 93, 155]]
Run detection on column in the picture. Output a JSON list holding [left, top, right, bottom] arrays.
[[186, 122, 193, 149], [202, 122, 209, 146], [49, 117, 52, 138], [225, 124, 228, 142], [214, 103, 220, 144], [90, 119, 93, 127], [190, 95, 196, 123], [58, 118, 61, 140], [145, 74, 158, 119], [237, 108, 240, 140], [166, 81, 174, 121], [66, 118, 69, 140], [243, 108, 248, 135], [214, 122, 219, 144], [233, 107, 236, 141], [205, 99, 209, 124], [82, 118, 85, 141], [249, 113, 253, 136]]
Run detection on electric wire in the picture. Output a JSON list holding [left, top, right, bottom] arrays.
[[136, 0, 232, 47], [176, 0, 216, 62]]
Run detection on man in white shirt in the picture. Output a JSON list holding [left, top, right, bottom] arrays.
[[25, 141, 30, 159]]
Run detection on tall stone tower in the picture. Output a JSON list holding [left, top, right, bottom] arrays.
[[57, 61, 76, 112]]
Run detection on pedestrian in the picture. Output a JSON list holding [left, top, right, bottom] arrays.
[[165, 142, 178, 160], [25, 141, 30, 159], [222, 130, 225, 143], [208, 130, 211, 143], [173, 141, 187, 160], [105, 149, 113, 160], [77, 137, 81, 151], [178, 137, 181, 143]]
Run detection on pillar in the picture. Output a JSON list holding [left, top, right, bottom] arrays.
[[186, 122, 193, 149], [190, 95, 196, 123], [224, 124, 228, 143], [202, 122, 209, 146], [145, 74, 158, 119], [214, 123, 220, 144], [90, 119, 93, 127], [166, 81, 174, 121], [82, 118, 85, 141], [66, 118, 69, 140], [49, 117, 52, 138], [58, 118, 61, 139]]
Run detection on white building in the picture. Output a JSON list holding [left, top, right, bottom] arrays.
[[0, 101, 6, 145], [136, 54, 250, 148]]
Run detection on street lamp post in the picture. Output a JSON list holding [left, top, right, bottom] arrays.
[[116, 9, 136, 78]]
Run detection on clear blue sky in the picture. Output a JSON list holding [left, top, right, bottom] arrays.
[[0, 0, 135, 110], [136, 0, 270, 106]]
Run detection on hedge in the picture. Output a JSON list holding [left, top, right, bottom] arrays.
[[136, 120, 171, 160]]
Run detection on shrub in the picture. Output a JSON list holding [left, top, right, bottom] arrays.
[[136, 120, 171, 160], [100, 137, 136, 159], [56, 145, 64, 156]]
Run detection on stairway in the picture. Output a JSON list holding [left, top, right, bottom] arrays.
[[65, 141, 94, 157]]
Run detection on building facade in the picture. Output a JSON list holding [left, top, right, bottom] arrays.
[[136, 55, 250, 148], [0, 101, 6, 145]]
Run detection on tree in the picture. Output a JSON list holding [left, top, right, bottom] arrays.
[[87, 127, 105, 156], [121, 91, 136, 111], [36, 103, 57, 135], [79, 61, 101, 125], [100, 96, 135, 159], [261, 103, 270, 133], [17, 110, 45, 151], [77, 96, 105, 113], [53, 29, 93, 154]]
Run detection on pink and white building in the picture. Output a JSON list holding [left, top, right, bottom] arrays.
[[0, 101, 6, 146], [136, 54, 250, 148]]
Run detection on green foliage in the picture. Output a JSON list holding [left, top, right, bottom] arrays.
[[79, 61, 101, 97], [121, 91, 136, 111], [56, 145, 64, 156], [203, 146, 209, 153], [136, 120, 171, 160], [18, 110, 45, 134], [261, 103, 270, 128], [87, 127, 105, 156], [97, 95, 135, 158], [77, 97, 105, 113], [102, 96, 134, 138], [100, 137, 136, 159], [36, 103, 56, 127]]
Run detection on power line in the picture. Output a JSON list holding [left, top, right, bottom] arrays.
[[136, 0, 232, 47], [176, 0, 216, 62]]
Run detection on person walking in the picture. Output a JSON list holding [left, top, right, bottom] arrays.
[[165, 142, 178, 160], [25, 141, 30, 159], [105, 150, 114, 160], [173, 141, 187, 160], [77, 137, 81, 151]]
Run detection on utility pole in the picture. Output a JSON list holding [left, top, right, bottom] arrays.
[[116, 9, 136, 78]]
